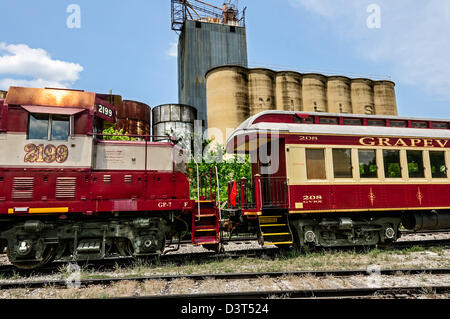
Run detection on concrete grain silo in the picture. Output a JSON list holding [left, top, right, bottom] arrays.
[[302, 74, 328, 112], [373, 81, 398, 116], [206, 65, 249, 141], [204, 66, 399, 135], [351, 79, 375, 115], [275, 71, 303, 111], [327, 76, 352, 114], [248, 69, 276, 115]]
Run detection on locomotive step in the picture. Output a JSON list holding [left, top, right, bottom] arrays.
[[194, 228, 217, 232], [194, 214, 216, 218]]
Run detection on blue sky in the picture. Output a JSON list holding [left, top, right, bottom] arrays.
[[1, 0, 449, 119]]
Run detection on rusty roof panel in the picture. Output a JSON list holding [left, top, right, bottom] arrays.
[[5, 87, 96, 109]]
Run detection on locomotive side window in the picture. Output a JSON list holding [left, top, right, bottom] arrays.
[[406, 150, 425, 178], [306, 149, 326, 180], [28, 113, 69, 141], [383, 150, 402, 178], [358, 149, 378, 178], [429, 151, 447, 178], [28, 113, 50, 140], [51, 115, 69, 141], [332, 149, 353, 178]]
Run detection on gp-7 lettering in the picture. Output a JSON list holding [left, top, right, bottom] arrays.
[[24, 144, 69, 163]]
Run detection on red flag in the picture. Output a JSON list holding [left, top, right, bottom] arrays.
[[230, 180, 237, 207]]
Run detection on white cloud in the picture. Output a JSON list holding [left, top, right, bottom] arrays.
[[289, 0, 450, 101], [0, 42, 83, 90], [166, 42, 178, 58]]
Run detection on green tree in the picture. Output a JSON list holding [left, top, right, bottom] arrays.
[[102, 127, 136, 141], [186, 143, 251, 203]]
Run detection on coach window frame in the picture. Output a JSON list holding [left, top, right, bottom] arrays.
[[406, 150, 426, 179], [305, 148, 328, 181], [358, 149, 378, 179], [429, 150, 448, 179], [382, 149, 403, 179], [332, 148, 353, 179]]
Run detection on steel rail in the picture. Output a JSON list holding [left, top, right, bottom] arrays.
[[0, 237, 449, 276], [124, 285, 450, 299], [1, 268, 450, 291]]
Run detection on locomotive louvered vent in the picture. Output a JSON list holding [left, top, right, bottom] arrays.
[[103, 175, 112, 184], [12, 177, 35, 200], [124, 175, 132, 183], [56, 177, 77, 199]]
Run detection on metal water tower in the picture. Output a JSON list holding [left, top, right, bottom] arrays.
[[171, 0, 248, 129]]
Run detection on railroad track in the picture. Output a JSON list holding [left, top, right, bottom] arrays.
[[126, 285, 450, 299], [0, 237, 449, 276], [1, 267, 450, 291]]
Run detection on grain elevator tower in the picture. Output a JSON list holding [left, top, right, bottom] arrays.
[[172, 0, 248, 129]]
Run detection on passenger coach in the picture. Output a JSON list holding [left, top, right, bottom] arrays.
[[225, 111, 450, 249]]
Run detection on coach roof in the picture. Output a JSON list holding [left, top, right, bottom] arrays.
[[227, 111, 450, 149]]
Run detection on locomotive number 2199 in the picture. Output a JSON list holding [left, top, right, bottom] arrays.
[[24, 144, 69, 163]]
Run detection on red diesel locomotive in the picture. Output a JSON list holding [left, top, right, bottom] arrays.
[[1, 86, 450, 269], [0, 87, 220, 269]]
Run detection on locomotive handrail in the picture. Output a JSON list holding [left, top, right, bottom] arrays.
[[91, 132, 178, 143]]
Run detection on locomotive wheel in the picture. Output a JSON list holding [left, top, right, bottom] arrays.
[[7, 245, 57, 270]]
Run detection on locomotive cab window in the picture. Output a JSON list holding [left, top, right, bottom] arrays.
[[28, 113, 69, 141], [358, 149, 378, 178], [383, 150, 402, 178], [429, 151, 447, 178], [332, 149, 353, 178], [306, 149, 326, 180], [407, 150, 425, 178]]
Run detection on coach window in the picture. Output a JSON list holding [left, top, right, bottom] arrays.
[[306, 149, 326, 180], [358, 149, 377, 178], [28, 113, 69, 141], [383, 150, 402, 178], [332, 148, 353, 178], [429, 151, 447, 178], [407, 150, 425, 178]]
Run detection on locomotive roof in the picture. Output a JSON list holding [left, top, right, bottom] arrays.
[[227, 111, 450, 150]]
